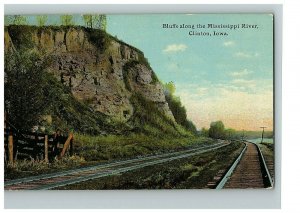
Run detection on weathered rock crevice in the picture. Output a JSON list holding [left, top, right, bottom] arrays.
[[5, 26, 175, 124]]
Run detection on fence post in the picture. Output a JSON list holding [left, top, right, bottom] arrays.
[[70, 137, 74, 156], [60, 133, 73, 158], [34, 133, 39, 159], [4, 128, 9, 165], [8, 131, 14, 165], [44, 135, 49, 163]]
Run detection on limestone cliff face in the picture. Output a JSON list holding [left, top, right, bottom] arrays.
[[5, 26, 175, 124]]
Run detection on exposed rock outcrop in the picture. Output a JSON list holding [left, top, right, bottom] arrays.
[[5, 26, 175, 124]]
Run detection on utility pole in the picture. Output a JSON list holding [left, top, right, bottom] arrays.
[[260, 127, 267, 143], [242, 129, 245, 141]]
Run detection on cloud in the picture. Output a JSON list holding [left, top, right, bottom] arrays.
[[234, 52, 251, 58], [178, 85, 273, 131], [223, 41, 235, 47], [175, 78, 273, 130], [231, 78, 257, 90], [234, 51, 260, 58], [196, 87, 208, 96], [163, 44, 187, 53], [229, 69, 253, 77]]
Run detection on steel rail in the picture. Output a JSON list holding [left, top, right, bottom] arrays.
[[34, 142, 230, 190], [215, 141, 273, 189], [5, 141, 227, 188], [215, 142, 247, 189], [248, 141, 274, 188]]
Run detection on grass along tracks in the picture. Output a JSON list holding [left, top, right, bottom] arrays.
[[56, 141, 244, 189], [5, 135, 215, 180], [5, 140, 235, 190]]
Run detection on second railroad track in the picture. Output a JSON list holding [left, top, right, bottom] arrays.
[[5, 140, 230, 190]]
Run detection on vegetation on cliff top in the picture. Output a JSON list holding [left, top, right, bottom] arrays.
[[5, 25, 197, 138], [163, 82, 197, 134]]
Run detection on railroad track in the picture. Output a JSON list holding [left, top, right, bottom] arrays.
[[215, 141, 273, 189], [5, 140, 230, 190], [257, 143, 274, 183]]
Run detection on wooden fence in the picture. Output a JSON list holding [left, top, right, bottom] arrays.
[[4, 125, 74, 165]]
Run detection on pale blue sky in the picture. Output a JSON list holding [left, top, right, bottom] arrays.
[[107, 14, 274, 130], [107, 14, 273, 85], [6, 14, 273, 130]]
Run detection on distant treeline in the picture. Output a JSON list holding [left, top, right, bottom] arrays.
[[200, 121, 273, 140], [235, 130, 273, 139], [4, 14, 107, 31]]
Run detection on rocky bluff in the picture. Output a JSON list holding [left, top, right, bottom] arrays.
[[4, 26, 175, 126]]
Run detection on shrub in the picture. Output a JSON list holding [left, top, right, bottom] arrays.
[[208, 121, 225, 139], [5, 50, 50, 131], [164, 82, 197, 134]]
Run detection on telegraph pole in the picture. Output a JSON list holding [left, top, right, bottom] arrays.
[[260, 127, 267, 143], [242, 129, 245, 141]]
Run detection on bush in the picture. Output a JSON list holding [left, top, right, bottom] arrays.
[[6, 25, 34, 49], [164, 82, 197, 134], [208, 121, 225, 139], [129, 93, 189, 138], [5, 50, 50, 131], [84, 27, 111, 53]]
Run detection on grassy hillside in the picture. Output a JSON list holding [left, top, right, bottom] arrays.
[[5, 25, 197, 138]]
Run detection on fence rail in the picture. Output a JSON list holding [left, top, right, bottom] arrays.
[[4, 125, 73, 165]]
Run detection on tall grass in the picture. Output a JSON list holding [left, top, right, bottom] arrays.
[[73, 133, 214, 161], [5, 155, 86, 180], [129, 93, 193, 138]]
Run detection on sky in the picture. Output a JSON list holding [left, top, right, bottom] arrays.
[[107, 14, 273, 131], [7, 14, 273, 131]]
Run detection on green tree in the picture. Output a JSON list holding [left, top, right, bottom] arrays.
[[225, 128, 236, 140], [165, 95, 187, 124], [200, 127, 209, 137], [6, 15, 27, 25], [5, 50, 50, 131], [60, 15, 74, 26], [163, 81, 197, 133], [14, 15, 27, 25], [208, 121, 225, 139], [82, 14, 107, 30], [183, 120, 197, 133], [4, 15, 12, 26], [164, 81, 176, 96], [99, 15, 107, 31], [83, 14, 93, 28], [36, 15, 48, 26]]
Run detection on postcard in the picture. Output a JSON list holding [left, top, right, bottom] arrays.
[[4, 14, 274, 190]]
